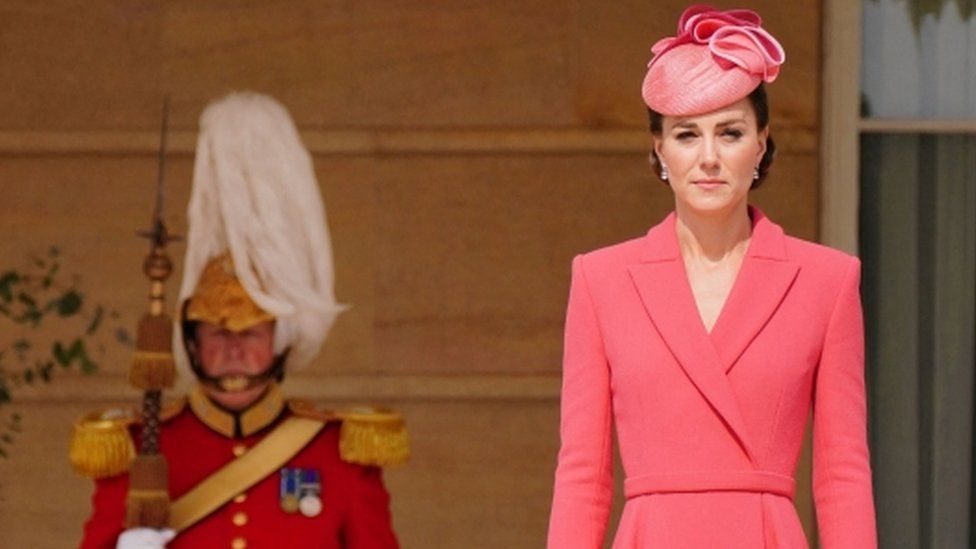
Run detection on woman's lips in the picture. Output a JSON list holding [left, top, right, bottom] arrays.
[[693, 179, 726, 189]]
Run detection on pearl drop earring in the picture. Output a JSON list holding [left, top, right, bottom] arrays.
[[661, 165, 669, 181]]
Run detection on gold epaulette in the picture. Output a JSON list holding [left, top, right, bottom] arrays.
[[287, 401, 410, 467], [337, 406, 410, 467], [68, 398, 187, 479]]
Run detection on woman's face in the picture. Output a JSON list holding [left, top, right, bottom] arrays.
[[654, 98, 767, 217]]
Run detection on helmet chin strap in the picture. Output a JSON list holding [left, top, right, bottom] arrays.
[[180, 301, 290, 395], [189, 347, 289, 394]]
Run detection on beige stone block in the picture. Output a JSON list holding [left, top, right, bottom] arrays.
[[0, 1, 164, 130], [0, 402, 108, 549]]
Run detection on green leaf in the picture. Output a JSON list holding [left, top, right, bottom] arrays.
[[75, 340, 98, 374], [80, 357, 98, 374], [86, 306, 104, 335], [52, 341, 69, 366], [16, 292, 36, 308], [15, 309, 42, 327], [69, 339, 84, 359], [38, 361, 54, 382], [41, 262, 61, 289], [0, 271, 18, 303], [52, 339, 83, 367], [56, 290, 82, 317]]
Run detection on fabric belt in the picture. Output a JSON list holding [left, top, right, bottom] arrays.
[[624, 470, 796, 501]]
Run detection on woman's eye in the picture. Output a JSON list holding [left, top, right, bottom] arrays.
[[722, 129, 743, 139], [676, 131, 696, 140]]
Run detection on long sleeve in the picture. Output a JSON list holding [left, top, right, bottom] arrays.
[[812, 258, 878, 548], [341, 465, 399, 549], [547, 255, 614, 549], [79, 474, 128, 549]]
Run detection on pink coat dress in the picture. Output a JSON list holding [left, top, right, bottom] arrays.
[[547, 208, 876, 548]]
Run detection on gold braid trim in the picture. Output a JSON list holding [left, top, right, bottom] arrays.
[[337, 407, 410, 467]]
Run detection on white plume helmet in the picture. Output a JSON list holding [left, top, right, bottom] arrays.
[[174, 91, 346, 373]]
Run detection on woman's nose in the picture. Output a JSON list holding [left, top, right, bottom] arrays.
[[700, 137, 720, 168]]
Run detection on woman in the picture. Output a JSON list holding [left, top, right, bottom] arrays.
[[547, 6, 876, 548]]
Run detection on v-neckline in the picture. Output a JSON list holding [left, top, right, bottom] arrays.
[[675, 217, 756, 337]]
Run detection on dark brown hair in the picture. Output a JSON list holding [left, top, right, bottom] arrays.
[[647, 83, 776, 189]]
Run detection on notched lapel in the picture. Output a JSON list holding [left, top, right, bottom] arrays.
[[628, 260, 758, 464], [710, 209, 801, 373], [709, 257, 799, 373]]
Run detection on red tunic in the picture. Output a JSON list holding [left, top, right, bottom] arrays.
[[79, 399, 398, 549]]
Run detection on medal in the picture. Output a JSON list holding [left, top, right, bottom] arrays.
[[280, 467, 322, 517], [279, 468, 300, 514], [298, 468, 322, 518]]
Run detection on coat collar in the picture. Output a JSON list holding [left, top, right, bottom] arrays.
[[639, 206, 789, 263], [627, 206, 799, 464], [189, 383, 285, 438]]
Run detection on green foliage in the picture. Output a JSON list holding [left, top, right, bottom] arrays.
[[0, 247, 126, 460], [873, 0, 976, 34]]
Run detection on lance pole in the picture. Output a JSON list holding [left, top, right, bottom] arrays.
[[126, 97, 181, 528]]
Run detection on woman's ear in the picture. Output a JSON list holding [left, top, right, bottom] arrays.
[[653, 135, 665, 161], [756, 126, 769, 162]]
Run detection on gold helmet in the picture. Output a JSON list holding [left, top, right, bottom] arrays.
[[184, 254, 274, 332], [174, 92, 346, 381]]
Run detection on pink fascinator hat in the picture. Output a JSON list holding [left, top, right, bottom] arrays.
[[641, 4, 785, 116]]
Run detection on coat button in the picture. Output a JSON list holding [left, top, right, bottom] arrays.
[[233, 493, 247, 504], [233, 512, 248, 527], [233, 444, 247, 457], [231, 537, 247, 549]]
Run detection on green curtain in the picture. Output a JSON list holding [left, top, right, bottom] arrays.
[[860, 133, 976, 548]]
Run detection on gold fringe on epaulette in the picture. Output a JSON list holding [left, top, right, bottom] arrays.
[[69, 416, 135, 479], [338, 409, 410, 467]]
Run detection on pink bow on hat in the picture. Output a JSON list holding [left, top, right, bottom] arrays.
[[649, 4, 785, 82]]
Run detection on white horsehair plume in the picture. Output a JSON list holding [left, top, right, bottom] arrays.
[[174, 91, 346, 373]]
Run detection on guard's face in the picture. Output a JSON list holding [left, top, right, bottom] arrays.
[[195, 320, 275, 410], [654, 97, 767, 217]]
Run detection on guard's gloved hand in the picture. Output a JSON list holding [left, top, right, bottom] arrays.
[[116, 528, 176, 549]]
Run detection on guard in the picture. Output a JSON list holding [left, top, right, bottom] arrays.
[[72, 92, 408, 549]]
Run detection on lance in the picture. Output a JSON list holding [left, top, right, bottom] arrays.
[[127, 97, 181, 528]]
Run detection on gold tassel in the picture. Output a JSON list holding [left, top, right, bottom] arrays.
[[69, 415, 135, 479], [338, 409, 410, 467], [126, 454, 170, 529], [129, 313, 176, 391]]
